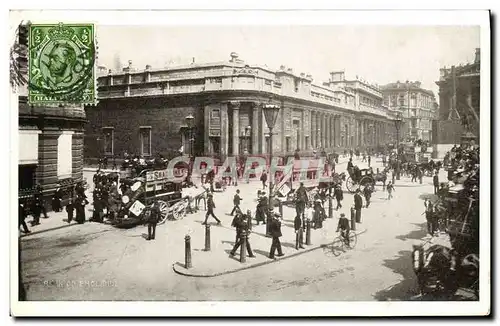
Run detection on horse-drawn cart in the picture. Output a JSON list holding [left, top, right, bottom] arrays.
[[345, 168, 375, 193]]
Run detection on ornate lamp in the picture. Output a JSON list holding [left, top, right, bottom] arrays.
[[262, 103, 281, 237]]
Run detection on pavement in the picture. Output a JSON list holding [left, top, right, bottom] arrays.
[[19, 155, 457, 301]]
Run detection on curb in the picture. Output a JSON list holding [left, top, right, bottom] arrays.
[[173, 229, 367, 278]]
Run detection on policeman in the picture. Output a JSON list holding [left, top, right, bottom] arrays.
[[269, 212, 285, 259], [145, 201, 161, 241], [91, 186, 103, 222], [229, 212, 255, 257]]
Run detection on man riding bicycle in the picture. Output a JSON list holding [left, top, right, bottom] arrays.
[[336, 213, 351, 246]]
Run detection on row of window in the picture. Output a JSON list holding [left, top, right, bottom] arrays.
[[360, 95, 382, 108], [102, 127, 151, 156]]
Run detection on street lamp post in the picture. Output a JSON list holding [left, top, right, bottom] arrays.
[[394, 112, 403, 180], [262, 103, 281, 237]]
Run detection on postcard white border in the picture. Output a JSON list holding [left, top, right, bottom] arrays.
[[7, 8, 491, 317]]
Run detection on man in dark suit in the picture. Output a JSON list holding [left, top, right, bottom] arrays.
[[334, 185, 344, 210], [230, 212, 255, 258], [202, 193, 221, 225], [354, 189, 363, 223], [433, 172, 440, 194], [295, 182, 308, 223], [19, 201, 30, 233], [229, 189, 242, 216], [269, 213, 285, 259], [145, 201, 161, 241]]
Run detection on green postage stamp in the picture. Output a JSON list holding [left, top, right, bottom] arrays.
[[28, 23, 96, 105]]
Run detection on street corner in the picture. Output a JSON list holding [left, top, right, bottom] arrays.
[[172, 228, 368, 277]]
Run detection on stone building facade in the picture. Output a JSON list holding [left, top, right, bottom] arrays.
[[433, 48, 480, 145], [380, 81, 437, 142], [85, 53, 398, 161]]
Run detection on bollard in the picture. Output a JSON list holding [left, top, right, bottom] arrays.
[[204, 224, 211, 251], [266, 209, 272, 237], [328, 196, 333, 219], [299, 227, 304, 246], [377, 168, 379, 174], [240, 230, 247, 263], [246, 210, 252, 231], [350, 207, 356, 231], [305, 219, 312, 245], [185, 235, 192, 269], [279, 202, 283, 220]]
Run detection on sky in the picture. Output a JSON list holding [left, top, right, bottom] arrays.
[[96, 25, 480, 97]]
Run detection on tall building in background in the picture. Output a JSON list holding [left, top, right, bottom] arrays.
[[15, 23, 86, 207], [434, 48, 480, 151], [380, 81, 437, 142]]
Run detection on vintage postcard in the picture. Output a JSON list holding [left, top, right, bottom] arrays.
[[9, 9, 490, 317]]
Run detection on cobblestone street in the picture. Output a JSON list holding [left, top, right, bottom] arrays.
[[20, 158, 454, 301]]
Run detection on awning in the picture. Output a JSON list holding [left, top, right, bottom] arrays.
[[19, 129, 41, 165]]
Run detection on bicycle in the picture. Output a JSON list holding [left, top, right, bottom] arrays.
[[325, 230, 358, 257]]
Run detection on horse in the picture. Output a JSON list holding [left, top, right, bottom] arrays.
[[318, 172, 346, 193], [370, 167, 389, 189]]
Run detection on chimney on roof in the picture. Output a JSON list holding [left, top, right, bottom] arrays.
[[145, 64, 151, 70], [300, 72, 305, 77], [287, 68, 293, 73], [108, 69, 112, 74], [474, 48, 480, 63], [330, 71, 345, 82], [230, 52, 239, 63]]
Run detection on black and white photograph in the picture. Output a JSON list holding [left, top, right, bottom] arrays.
[[9, 9, 490, 317]]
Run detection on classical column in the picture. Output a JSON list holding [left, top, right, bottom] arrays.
[[311, 111, 316, 148], [300, 110, 306, 150], [204, 106, 211, 154], [220, 103, 229, 158], [230, 101, 240, 156], [316, 113, 321, 148], [251, 103, 259, 154], [322, 114, 327, 149], [328, 115, 333, 150], [260, 106, 266, 154]]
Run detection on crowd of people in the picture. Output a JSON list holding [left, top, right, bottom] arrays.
[[18, 181, 89, 234]]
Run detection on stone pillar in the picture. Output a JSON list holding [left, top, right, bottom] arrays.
[[71, 132, 84, 183], [221, 103, 229, 159], [204, 106, 211, 154], [301, 110, 306, 150], [281, 106, 286, 155], [251, 103, 259, 155], [37, 129, 61, 192], [230, 101, 240, 156], [311, 111, 316, 148], [360, 120, 364, 148], [316, 113, 321, 148], [260, 108, 266, 154]]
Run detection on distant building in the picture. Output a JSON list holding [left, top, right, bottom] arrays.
[[85, 53, 399, 162], [380, 81, 438, 142], [434, 48, 480, 146], [16, 24, 86, 207]]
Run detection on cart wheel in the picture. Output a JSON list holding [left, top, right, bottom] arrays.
[[157, 200, 169, 225], [345, 176, 357, 193]]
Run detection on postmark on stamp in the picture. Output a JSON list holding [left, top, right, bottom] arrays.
[[28, 23, 96, 105]]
